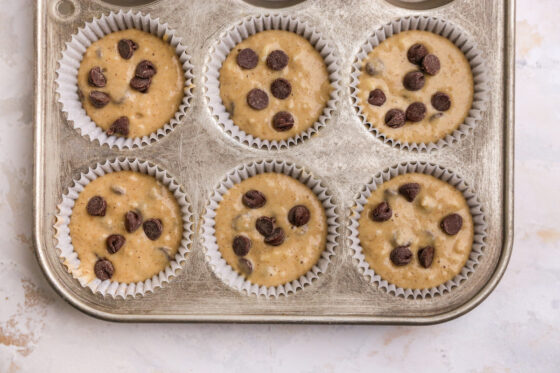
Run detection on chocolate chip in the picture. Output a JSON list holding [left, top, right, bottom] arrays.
[[255, 216, 275, 237], [288, 205, 310, 227], [143, 218, 163, 240], [86, 196, 106, 216], [246, 88, 269, 110], [403, 71, 425, 91], [88, 91, 110, 108], [398, 183, 421, 202], [440, 214, 463, 235], [124, 210, 143, 233], [94, 258, 114, 280], [106, 234, 125, 254], [117, 39, 137, 59], [236, 48, 259, 69], [270, 78, 292, 99], [130, 77, 151, 93], [364, 62, 377, 76], [431, 92, 451, 111], [418, 246, 435, 268], [405, 102, 427, 122], [264, 227, 285, 246], [232, 235, 252, 256], [368, 89, 386, 106], [384, 109, 406, 128], [135, 60, 157, 79], [242, 190, 266, 209], [88, 66, 106, 88], [390, 246, 413, 266], [107, 116, 129, 137], [370, 201, 392, 222], [238, 258, 253, 275], [407, 43, 428, 65], [429, 112, 444, 121], [266, 50, 289, 70], [272, 111, 294, 132], [421, 54, 441, 75]]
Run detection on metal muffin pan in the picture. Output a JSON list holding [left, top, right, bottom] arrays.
[[34, 0, 515, 323]]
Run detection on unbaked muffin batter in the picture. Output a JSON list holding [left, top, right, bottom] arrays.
[[219, 30, 332, 141], [69, 171, 183, 283], [77, 29, 184, 138], [358, 173, 473, 289], [358, 30, 473, 144], [215, 173, 327, 287]]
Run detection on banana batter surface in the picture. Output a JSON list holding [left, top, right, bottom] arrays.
[[78, 29, 184, 138], [219, 30, 332, 141], [358, 173, 474, 289], [69, 171, 183, 283], [215, 173, 327, 287], [358, 30, 473, 144]]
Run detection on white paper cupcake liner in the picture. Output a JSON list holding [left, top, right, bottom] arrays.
[[350, 16, 489, 152], [205, 14, 341, 150], [56, 10, 194, 149], [54, 158, 194, 299], [202, 160, 340, 298], [348, 161, 487, 299]]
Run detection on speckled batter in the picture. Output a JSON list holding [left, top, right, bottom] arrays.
[[357, 173, 474, 289]]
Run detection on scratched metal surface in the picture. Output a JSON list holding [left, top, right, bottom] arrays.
[[33, 0, 515, 323]]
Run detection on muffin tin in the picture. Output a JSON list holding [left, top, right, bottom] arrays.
[[34, 0, 514, 323]]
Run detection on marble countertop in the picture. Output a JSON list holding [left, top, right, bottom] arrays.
[[1, 0, 558, 372]]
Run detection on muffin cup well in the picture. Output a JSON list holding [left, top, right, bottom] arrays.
[[205, 14, 341, 150], [350, 16, 489, 152], [54, 158, 193, 298], [201, 160, 340, 298], [348, 161, 487, 299], [56, 10, 194, 149]]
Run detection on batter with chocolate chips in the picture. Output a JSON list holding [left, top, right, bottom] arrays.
[[357, 30, 473, 144], [77, 29, 185, 138], [357, 173, 474, 289], [219, 30, 332, 141], [214, 173, 327, 287], [69, 171, 183, 283]]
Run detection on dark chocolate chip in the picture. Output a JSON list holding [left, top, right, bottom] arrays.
[[88, 66, 107, 88], [390, 246, 413, 266], [431, 92, 451, 112], [135, 60, 157, 79], [143, 218, 163, 240], [403, 71, 425, 91], [398, 183, 421, 202], [421, 54, 441, 75], [407, 43, 428, 65], [117, 39, 138, 59], [86, 196, 107, 216], [233, 235, 252, 256], [440, 214, 463, 235], [288, 205, 310, 227], [405, 102, 427, 122], [94, 258, 114, 280], [106, 234, 125, 254], [246, 88, 269, 110], [238, 258, 253, 275], [236, 48, 259, 69], [266, 50, 289, 71], [272, 111, 295, 132], [124, 210, 143, 233], [368, 89, 386, 106], [270, 78, 292, 99], [88, 91, 110, 108], [255, 216, 275, 237], [242, 190, 266, 209], [370, 201, 392, 222], [107, 116, 129, 137], [130, 77, 152, 93], [384, 109, 406, 128], [418, 246, 435, 268], [264, 227, 285, 246]]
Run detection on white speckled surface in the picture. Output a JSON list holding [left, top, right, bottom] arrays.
[[1, 0, 558, 372]]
